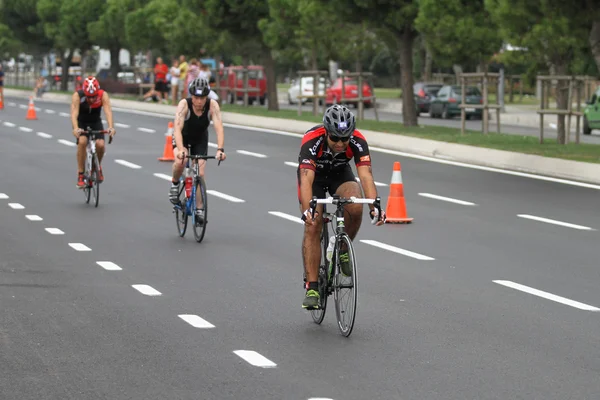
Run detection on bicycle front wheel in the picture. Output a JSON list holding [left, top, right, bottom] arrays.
[[91, 154, 100, 207], [192, 176, 208, 243], [174, 183, 188, 237], [333, 232, 358, 337]]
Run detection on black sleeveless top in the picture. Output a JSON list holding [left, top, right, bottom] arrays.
[[182, 98, 211, 144], [77, 89, 104, 123]]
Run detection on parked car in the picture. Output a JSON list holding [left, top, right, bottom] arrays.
[[287, 76, 327, 104], [413, 82, 443, 116], [583, 86, 600, 135], [430, 85, 483, 119], [325, 78, 373, 108], [221, 65, 267, 105]]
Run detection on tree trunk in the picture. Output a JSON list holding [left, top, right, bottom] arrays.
[[109, 46, 121, 79], [60, 49, 73, 92], [398, 29, 417, 126], [554, 62, 568, 144], [262, 44, 279, 111], [590, 21, 600, 75]]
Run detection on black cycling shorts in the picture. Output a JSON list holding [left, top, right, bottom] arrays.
[[296, 165, 357, 203], [76, 120, 104, 145], [172, 131, 208, 157]]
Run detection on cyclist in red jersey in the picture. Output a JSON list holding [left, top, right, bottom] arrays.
[[70, 76, 116, 188], [297, 104, 386, 309]]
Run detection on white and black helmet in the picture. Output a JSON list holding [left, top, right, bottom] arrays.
[[323, 104, 356, 138], [188, 77, 211, 97]]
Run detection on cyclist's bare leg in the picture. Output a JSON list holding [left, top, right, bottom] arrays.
[[334, 180, 363, 240], [171, 148, 185, 182], [95, 139, 105, 164], [77, 135, 88, 173], [301, 203, 323, 283], [196, 159, 207, 209]]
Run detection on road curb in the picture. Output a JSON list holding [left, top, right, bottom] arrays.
[[6, 89, 600, 185]]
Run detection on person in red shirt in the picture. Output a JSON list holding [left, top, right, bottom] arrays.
[[154, 57, 169, 103]]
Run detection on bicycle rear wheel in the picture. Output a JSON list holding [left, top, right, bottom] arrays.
[[192, 176, 208, 242], [310, 223, 329, 324], [333, 233, 358, 337], [174, 183, 188, 237], [91, 154, 100, 207]]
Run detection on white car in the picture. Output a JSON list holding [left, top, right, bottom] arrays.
[[287, 77, 327, 104]]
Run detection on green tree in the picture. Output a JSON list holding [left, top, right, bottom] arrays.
[[416, 0, 502, 71], [0, 24, 21, 57], [0, 0, 53, 55], [125, 0, 178, 57], [485, 0, 590, 144]]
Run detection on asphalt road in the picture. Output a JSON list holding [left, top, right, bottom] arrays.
[[277, 96, 600, 144], [2, 96, 600, 400]]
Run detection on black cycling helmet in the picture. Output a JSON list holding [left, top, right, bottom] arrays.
[[323, 104, 356, 138], [188, 77, 211, 97]]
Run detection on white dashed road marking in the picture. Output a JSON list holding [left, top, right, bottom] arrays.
[[0, 193, 8, 199], [115, 123, 130, 128], [236, 150, 267, 158], [8, 102, 16, 107], [355, 177, 388, 187], [268, 211, 304, 224], [137, 127, 156, 133], [59, 112, 70, 117], [132, 284, 162, 296], [58, 139, 76, 147], [208, 142, 218, 148], [3, 122, 16, 127], [360, 240, 435, 261], [494, 280, 600, 311], [69, 243, 91, 251], [44, 109, 56, 114], [419, 193, 476, 206], [233, 350, 277, 368], [115, 159, 142, 169], [97, 261, 122, 271], [37, 132, 52, 139], [8, 203, 24, 209], [25, 215, 43, 221], [285, 161, 299, 168], [153, 173, 173, 181], [18, 127, 33, 132], [45, 228, 64, 235], [206, 190, 245, 203], [178, 315, 215, 329], [517, 214, 593, 231]]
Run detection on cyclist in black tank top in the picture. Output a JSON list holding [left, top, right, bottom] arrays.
[[168, 77, 227, 218]]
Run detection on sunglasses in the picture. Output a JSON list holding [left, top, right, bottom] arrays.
[[328, 134, 350, 143]]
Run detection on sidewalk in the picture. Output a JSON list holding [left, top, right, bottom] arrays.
[[4, 88, 600, 186]]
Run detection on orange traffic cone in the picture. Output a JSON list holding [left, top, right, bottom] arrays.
[[26, 96, 37, 120], [385, 161, 413, 224], [158, 121, 175, 161]]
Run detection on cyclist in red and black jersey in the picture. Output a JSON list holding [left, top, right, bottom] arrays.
[[70, 76, 116, 188], [297, 104, 386, 309]]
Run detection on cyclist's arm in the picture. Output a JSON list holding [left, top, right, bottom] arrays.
[[173, 99, 188, 151], [102, 91, 115, 131], [356, 165, 378, 212], [209, 99, 224, 149], [351, 131, 377, 212], [299, 167, 316, 213], [70, 92, 80, 130]]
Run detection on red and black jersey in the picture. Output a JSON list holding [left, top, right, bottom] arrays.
[[298, 124, 371, 174], [77, 89, 105, 124]]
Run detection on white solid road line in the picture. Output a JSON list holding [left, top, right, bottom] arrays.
[[18, 126, 33, 132], [25, 215, 43, 221], [69, 243, 91, 251], [132, 284, 162, 296], [153, 173, 173, 181], [115, 123, 130, 128], [233, 350, 277, 368], [37, 132, 52, 139], [178, 314, 215, 329], [206, 190, 245, 203], [285, 161, 299, 168], [97, 261, 122, 271], [0, 193, 8, 199], [494, 280, 600, 311], [8, 203, 24, 209], [517, 214, 593, 231], [45, 228, 64, 235], [58, 139, 76, 147], [115, 159, 142, 169], [355, 177, 388, 187], [268, 211, 304, 224], [360, 240, 435, 261], [419, 193, 476, 206], [236, 150, 268, 158], [3, 122, 16, 127], [137, 127, 156, 133]]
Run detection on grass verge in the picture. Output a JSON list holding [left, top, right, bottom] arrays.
[[221, 103, 600, 164]]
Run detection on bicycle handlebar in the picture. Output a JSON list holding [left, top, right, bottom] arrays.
[[180, 144, 223, 165], [309, 195, 383, 222], [84, 127, 112, 144]]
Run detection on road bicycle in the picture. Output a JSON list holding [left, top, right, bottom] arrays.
[[173, 145, 221, 243], [82, 127, 112, 208], [307, 194, 382, 337]]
